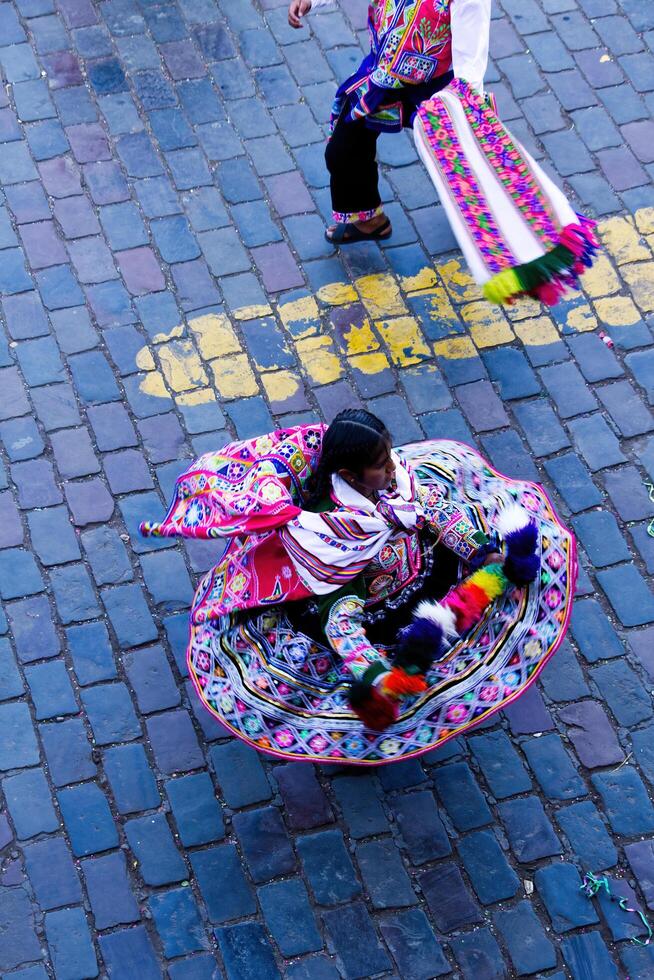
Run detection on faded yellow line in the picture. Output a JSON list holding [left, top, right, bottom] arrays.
[[134, 208, 653, 413]]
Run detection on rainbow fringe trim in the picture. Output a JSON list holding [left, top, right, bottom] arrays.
[[483, 215, 600, 307], [444, 563, 508, 632]]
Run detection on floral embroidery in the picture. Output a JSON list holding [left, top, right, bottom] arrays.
[[417, 98, 514, 274], [451, 79, 560, 248], [332, 204, 384, 224], [373, 0, 452, 86]]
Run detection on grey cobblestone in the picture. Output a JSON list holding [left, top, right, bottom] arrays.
[[0, 0, 653, 976]]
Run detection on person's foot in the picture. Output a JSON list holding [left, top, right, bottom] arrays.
[[326, 212, 392, 243]]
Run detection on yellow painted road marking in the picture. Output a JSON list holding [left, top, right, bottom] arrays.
[[190, 312, 241, 360], [358, 273, 406, 317], [210, 354, 259, 399], [139, 370, 169, 399], [349, 351, 391, 375], [279, 295, 321, 337], [375, 316, 431, 366], [438, 258, 483, 303], [634, 206, 654, 235], [135, 210, 651, 417], [176, 388, 218, 407], [317, 282, 357, 306], [599, 215, 649, 265], [400, 266, 439, 292], [514, 316, 560, 348], [295, 335, 344, 384], [159, 340, 208, 392], [231, 304, 272, 321], [580, 253, 620, 298], [433, 336, 477, 360], [341, 315, 379, 356], [564, 303, 597, 333], [262, 370, 303, 405], [460, 301, 514, 348], [620, 262, 654, 314], [134, 347, 156, 372], [594, 295, 643, 326]]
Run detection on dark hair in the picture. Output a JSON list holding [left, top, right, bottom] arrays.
[[306, 409, 390, 508]]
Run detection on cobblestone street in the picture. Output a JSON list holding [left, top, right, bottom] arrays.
[[1, 0, 654, 976]]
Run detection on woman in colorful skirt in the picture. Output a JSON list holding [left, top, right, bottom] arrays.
[[288, 0, 492, 244], [141, 411, 576, 765]]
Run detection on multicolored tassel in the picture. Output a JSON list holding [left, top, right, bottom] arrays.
[[497, 504, 540, 585], [443, 564, 509, 632], [347, 661, 399, 730], [349, 507, 540, 731], [483, 215, 600, 307], [398, 506, 539, 664]]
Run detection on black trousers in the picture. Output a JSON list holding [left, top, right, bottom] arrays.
[[325, 72, 453, 221], [325, 111, 382, 221]]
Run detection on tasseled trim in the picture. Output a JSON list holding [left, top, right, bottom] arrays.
[[395, 618, 445, 675], [445, 565, 508, 632], [382, 667, 428, 698], [502, 512, 540, 585], [347, 645, 431, 730], [483, 215, 600, 307], [394, 507, 540, 672], [347, 683, 398, 730], [397, 563, 508, 667]]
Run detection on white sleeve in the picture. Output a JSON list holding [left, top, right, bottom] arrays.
[[310, 0, 337, 8], [450, 0, 492, 92]]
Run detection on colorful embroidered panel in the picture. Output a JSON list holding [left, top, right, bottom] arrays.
[[188, 440, 576, 764], [329, 0, 454, 132], [452, 79, 560, 247], [364, 532, 424, 602], [417, 94, 515, 274], [417, 79, 563, 274], [372, 0, 453, 86], [141, 424, 325, 540]]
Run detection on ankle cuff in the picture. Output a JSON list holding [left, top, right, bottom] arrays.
[[332, 205, 384, 224]]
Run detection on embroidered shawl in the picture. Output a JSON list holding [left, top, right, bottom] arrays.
[[413, 79, 600, 305], [141, 425, 426, 620]]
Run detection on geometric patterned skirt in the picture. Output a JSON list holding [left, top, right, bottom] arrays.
[[188, 440, 576, 765]]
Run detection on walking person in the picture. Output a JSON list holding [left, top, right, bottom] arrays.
[[288, 0, 491, 244]]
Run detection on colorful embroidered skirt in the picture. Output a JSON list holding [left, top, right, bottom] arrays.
[[413, 79, 599, 306], [188, 441, 576, 765]]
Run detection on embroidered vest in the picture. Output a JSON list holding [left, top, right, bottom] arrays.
[[363, 531, 423, 603], [370, 0, 453, 87]]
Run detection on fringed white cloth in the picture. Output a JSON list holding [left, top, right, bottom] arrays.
[[414, 79, 600, 305]]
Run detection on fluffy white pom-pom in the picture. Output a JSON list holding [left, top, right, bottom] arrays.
[[413, 600, 458, 638], [496, 502, 531, 538]]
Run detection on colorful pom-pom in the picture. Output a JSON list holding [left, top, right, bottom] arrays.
[[499, 508, 540, 585], [347, 683, 398, 730], [381, 667, 428, 698], [395, 617, 444, 674]]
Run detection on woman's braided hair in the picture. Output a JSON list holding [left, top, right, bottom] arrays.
[[305, 409, 390, 509]]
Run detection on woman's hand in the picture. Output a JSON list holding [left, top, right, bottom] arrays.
[[288, 0, 312, 27], [482, 551, 504, 567]]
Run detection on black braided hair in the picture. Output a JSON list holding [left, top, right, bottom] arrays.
[[305, 409, 390, 509]]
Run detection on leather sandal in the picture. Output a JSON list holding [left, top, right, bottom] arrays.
[[326, 218, 392, 245]]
